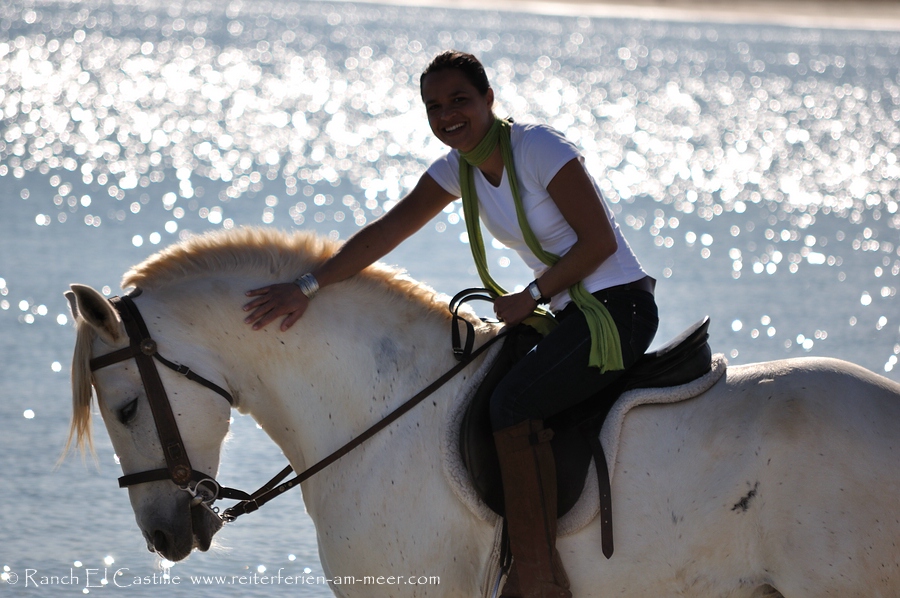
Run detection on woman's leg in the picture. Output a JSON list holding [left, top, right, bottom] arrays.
[[492, 289, 658, 598]]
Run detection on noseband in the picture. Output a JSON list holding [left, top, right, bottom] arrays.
[[89, 289, 250, 505]]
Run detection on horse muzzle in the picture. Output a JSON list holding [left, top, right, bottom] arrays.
[[141, 493, 223, 562]]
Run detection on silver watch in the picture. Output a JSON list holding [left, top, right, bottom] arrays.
[[526, 280, 544, 303]]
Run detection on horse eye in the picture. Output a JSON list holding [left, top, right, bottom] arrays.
[[119, 398, 139, 425]]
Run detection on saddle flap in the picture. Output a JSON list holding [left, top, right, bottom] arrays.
[[458, 325, 589, 518]]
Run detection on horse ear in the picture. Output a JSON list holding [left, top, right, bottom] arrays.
[[66, 284, 125, 345], [64, 290, 81, 321]]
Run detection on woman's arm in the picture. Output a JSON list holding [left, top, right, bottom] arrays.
[[492, 157, 618, 325], [244, 173, 456, 331]]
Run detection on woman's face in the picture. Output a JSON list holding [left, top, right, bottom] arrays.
[[421, 68, 494, 154]]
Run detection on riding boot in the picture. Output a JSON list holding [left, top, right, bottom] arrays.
[[494, 419, 571, 598]]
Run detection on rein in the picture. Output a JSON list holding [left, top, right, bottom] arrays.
[[90, 288, 505, 522]]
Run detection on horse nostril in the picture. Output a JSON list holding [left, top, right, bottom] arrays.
[[152, 530, 169, 554]]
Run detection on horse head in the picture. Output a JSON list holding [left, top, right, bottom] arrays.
[[65, 283, 231, 562], [63, 228, 468, 572]]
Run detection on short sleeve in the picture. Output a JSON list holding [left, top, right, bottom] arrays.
[[426, 150, 462, 198], [514, 124, 582, 190]]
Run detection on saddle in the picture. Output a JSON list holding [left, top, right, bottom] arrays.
[[459, 316, 712, 556]]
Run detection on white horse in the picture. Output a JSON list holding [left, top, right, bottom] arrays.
[[67, 227, 900, 597]]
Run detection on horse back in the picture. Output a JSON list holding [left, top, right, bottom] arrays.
[[567, 357, 900, 596]]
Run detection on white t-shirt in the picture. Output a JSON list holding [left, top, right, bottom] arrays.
[[426, 122, 647, 312]]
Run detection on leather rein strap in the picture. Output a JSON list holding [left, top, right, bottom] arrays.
[[90, 288, 504, 522], [222, 312, 506, 521]]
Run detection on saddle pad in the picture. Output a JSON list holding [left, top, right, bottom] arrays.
[[441, 351, 728, 536]]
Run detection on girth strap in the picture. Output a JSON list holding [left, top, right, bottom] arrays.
[[585, 429, 614, 558]]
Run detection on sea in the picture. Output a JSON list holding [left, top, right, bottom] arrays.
[[1, 0, 898, 595]]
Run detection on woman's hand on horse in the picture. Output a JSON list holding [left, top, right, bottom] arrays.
[[243, 283, 309, 331], [493, 291, 537, 327]]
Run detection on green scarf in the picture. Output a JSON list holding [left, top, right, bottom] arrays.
[[458, 117, 624, 372]]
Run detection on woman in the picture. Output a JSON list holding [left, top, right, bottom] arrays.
[[243, 51, 658, 598]]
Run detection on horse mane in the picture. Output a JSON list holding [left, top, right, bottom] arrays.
[[120, 227, 452, 323], [122, 227, 334, 290], [67, 227, 460, 454]]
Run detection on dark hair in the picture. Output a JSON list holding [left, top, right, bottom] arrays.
[[419, 51, 490, 97]]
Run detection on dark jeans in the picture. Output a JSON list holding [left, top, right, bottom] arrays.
[[489, 288, 659, 431]]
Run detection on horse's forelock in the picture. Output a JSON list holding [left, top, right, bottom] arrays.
[[65, 318, 96, 457]]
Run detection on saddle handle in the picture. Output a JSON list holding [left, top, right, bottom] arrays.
[[449, 287, 498, 361]]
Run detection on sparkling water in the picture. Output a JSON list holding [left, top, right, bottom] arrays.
[[1, 0, 898, 594]]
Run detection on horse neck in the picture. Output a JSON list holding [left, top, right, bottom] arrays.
[[152, 274, 466, 475]]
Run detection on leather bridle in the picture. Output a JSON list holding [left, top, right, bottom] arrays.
[[89, 289, 250, 506], [89, 287, 505, 522]]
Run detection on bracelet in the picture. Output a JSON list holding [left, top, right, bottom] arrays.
[[294, 273, 320, 300]]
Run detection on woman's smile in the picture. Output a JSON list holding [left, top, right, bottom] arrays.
[[440, 121, 469, 142]]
